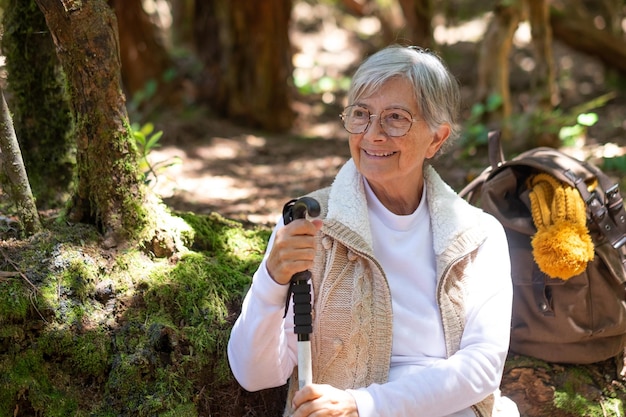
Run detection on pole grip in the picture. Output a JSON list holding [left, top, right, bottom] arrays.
[[281, 196, 320, 387]]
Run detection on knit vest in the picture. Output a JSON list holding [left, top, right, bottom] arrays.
[[283, 182, 495, 417]]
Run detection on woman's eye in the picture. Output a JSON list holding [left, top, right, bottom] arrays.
[[386, 112, 408, 121]]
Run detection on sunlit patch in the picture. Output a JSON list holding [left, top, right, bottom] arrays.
[[434, 14, 490, 44]]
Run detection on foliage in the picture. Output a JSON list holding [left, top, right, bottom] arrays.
[[602, 154, 626, 175], [558, 113, 598, 147], [0, 212, 276, 416], [130, 122, 181, 186], [460, 93, 503, 155], [513, 92, 617, 147], [127, 68, 178, 117], [460, 92, 617, 156], [294, 71, 351, 98]]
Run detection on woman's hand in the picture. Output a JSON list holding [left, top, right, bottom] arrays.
[[266, 219, 323, 285], [292, 384, 359, 416]]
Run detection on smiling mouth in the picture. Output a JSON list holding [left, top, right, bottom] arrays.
[[364, 149, 397, 157]]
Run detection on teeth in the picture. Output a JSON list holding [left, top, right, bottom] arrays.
[[366, 150, 395, 157]]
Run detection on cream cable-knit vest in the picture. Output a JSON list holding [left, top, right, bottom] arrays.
[[283, 162, 495, 417]]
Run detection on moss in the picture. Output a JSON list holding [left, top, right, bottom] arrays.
[[39, 327, 110, 378], [505, 354, 552, 371], [0, 349, 78, 417], [1, 0, 74, 209], [160, 402, 199, 417], [552, 365, 624, 417], [0, 324, 26, 349], [0, 212, 279, 415], [0, 279, 31, 322], [553, 390, 603, 416], [178, 211, 270, 260], [104, 322, 195, 416]]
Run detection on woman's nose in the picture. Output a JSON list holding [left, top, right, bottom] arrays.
[[364, 116, 387, 140]]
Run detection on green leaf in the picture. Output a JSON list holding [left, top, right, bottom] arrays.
[[141, 122, 155, 136], [146, 131, 163, 150], [559, 125, 583, 141], [486, 94, 503, 112], [133, 131, 146, 147], [576, 113, 598, 127], [470, 103, 486, 117]]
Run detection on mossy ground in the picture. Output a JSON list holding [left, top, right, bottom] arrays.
[[1, 209, 625, 416], [0, 211, 286, 417], [502, 351, 626, 416]]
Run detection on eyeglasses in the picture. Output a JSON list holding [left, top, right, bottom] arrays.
[[340, 105, 420, 137]]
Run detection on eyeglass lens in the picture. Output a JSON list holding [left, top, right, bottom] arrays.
[[341, 106, 414, 137]]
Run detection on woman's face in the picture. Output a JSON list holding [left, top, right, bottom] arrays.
[[348, 77, 450, 201]]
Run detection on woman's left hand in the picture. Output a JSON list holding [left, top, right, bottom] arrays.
[[292, 384, 359, 416]]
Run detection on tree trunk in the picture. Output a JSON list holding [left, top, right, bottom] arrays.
[[194, 0, 294, 132], [526, 0, 560, 147], [170, 0, 194, 48], [109, 0, 172, 97], [527, 0, 558, 108], [476, 0, 524, 140], [398, 0, 434, 49], [1, 0, 74, 209], [0, 89, 42, 236], [550, 2, 626, 75], [34, 0, 147, 244]]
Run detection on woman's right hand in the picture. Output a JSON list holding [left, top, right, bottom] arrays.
[[266, 219, 323, 285]]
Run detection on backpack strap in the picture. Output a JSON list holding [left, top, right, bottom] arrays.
[[577, 160, 626, 241], [485, 129, 626, 251], [488, 130, 505, 169], [563, 167, 626, 250], [457, 130, 503, 202]]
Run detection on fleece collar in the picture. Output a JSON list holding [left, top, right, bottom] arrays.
[[325, 159, 486, 257]]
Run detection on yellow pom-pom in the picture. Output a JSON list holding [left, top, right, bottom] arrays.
[[531, 221, 595, 280]]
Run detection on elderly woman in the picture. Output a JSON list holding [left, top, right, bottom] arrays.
[[228, 45, 518, 417]]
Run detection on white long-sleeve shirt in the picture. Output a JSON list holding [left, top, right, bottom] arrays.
[[228, 171, 515, 416]]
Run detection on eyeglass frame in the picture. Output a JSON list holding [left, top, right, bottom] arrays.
[[339, 105, 421, 137]]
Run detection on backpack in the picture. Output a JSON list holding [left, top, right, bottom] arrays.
[[459, 131, 626, 364]]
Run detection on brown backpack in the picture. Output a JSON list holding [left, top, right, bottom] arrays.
[[459, 131, 626, 364]]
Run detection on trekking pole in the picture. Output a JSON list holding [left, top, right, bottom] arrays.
[[282, 196, 321, 389]]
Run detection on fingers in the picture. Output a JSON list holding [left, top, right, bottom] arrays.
[[266, 219, 321, 285], [292, 384, 358, 417]]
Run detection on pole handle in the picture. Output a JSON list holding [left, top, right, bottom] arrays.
[[281, 196, 320, 387]]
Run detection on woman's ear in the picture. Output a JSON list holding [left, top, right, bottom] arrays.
[[425, 124, 451, 158]]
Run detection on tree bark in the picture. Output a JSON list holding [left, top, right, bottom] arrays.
[[527, 0, 558, 108], [170, 0, 194, 47], [476, 0, 524, 139], [0, 89, 42, 236], [109, 0, 172, 97], [398, 0, 434, 49], [34, 0, 147, 244], [550, 3, 626, 75], [194, 0, 294, 132], [525, 0, 560, 147]]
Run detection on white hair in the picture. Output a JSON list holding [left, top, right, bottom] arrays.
[[347, 45, 461, 153]]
